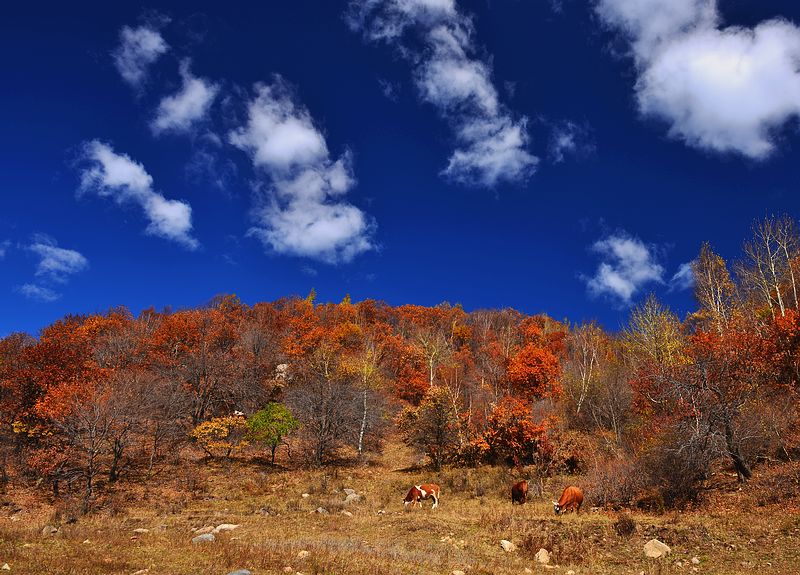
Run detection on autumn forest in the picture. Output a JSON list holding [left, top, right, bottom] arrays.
[[2, 215, 800, 520]]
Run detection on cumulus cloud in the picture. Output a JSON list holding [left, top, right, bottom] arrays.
[[669, 260, 695, 291], [17, 284, 60, 303], [151, 61, 220, 135], [229, 80, 375, 263], [112, 23, 169, 88], [596, 0, 800, 158], [79, 141, 199, 249], [348, 0, 537, 187], [584, 232, 664, 303]]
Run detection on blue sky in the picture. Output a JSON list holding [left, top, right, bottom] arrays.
[[2, 0, 800, 336]]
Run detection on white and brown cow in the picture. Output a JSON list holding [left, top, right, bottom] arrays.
[[403, 483, 441, 509]]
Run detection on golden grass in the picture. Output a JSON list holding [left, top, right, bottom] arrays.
[[0, 443, 798, 574]]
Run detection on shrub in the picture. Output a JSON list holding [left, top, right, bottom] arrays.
[[190, 414, 248, 458]]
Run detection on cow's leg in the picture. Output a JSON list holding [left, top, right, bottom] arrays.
[[432, 493, 438, 509]]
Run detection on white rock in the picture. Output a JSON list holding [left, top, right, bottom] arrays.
[[213, 523, 240, 534], [344, 493, 362, 504], [191, 533, 216, 544], [297, 550, 310, 560], [524, 569, 533, 574], [692, 557, 701, 564], [315, 507, 328, 514], [451, 571, 465, 575], [1, 565, 9, 571], [566, 571, 576, 575], [500, 539, 516, 552], [535, 548, 551, 564], [343, 488, 357, 496], [644, 539, 671, 559], [132, 528, 149, 535], [301, 493, 310, 498], [194, 526, 214, 535], [340, 510, 353, 517], [131, 570, 149, 575]]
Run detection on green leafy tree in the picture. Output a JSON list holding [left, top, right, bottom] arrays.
[[246, 403, 300, 465]]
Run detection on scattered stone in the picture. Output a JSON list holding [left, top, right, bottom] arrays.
[[193, 526, 214, 535], [566, 571, 576, 575], [451, 571, 465, 575], [225, 570, 251, 575], [340, 510, 353, 517], [213, 523, 240, 534], [535, 548, 551, 565], [191, 533, 216, 544], [132, 570, 149, 575], [1, 565, 9, 571], [542, 566, 557, 571], [297, 550, 310, 560], [343, 488, 357, 496], [315, 507, 328, 514], [500, 539, 516, 552], [644, 539, 671, 559], [692, 557, 701, 565], [377, 510, 386, 515], [41, 525, 58, 536], [132, 528, 149, 535], [301, 493, 310, 498], [344, 493, 362, 504], [283, 568, 293, 574], [524, 569, 533, 574], [82, 539, 90, 544]]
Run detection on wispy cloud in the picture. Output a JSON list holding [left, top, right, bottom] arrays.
[[549, 120, 594, 163], [17, 236, 89, 303], [151, 60, 220, 135], [0, 240, 9, 259], [112, 22, 169, 89], [596, 0, 800, 159], [348, 0, 537, 187], [669, 260, 695, 291], [584, 232, 664, 303], [79, 141, 200, 249], [17, 284, 60, 303], [28, 235, 89, 283], [230, 79, 375, 263]]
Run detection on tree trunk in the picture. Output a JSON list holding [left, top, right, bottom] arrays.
[[358, 389, 368, 456], [725, 420, 752, 481]]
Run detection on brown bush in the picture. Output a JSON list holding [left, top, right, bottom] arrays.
[[613, 513, 636, 537], [584, 457, 643, 508]]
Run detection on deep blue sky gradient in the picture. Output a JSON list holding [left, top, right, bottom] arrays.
[[2, 0, 799, 336]]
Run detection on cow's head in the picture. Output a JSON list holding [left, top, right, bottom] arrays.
[[552, 501, 561, 515]]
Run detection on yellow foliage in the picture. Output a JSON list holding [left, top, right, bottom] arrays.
[[190, 415, 248, 458]]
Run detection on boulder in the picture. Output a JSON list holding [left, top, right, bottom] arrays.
[[1, 565, 9, 571], [535, 548, 551, 564], [191, 533, 216, 544], [644, 539, 671, 559], [500, 539, 516, 552], [344, 493, 362, 504], [213, 523, 240, 534], [132, 528, 149, 535]]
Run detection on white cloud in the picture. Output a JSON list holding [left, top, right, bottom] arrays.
[[348, 0, 537, 187], [596, 0, 800, 159], [669, 260, 695, 291], [230, 80, 375, 263], [17, 284, 60, 303], [549, 120, 594, 163], [113, 24, 169, 88], [79, 140, 199, 249], [151, 61, 220, 135], [585, 232, 664, 303], [0, 240, 9, 259], [28, 235, 89, 283]]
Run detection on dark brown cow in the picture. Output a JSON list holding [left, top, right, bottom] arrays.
[[553, 485, 583, 515], [403, 483, 441, 509], [511, 480, 528, 505]]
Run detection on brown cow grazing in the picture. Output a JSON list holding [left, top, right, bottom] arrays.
[[553, 485, 583, 515], [403, 483, 441, 509], [511, 480, 528, 505]]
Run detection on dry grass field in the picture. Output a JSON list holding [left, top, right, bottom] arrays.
[[0, 440, 798, 575]]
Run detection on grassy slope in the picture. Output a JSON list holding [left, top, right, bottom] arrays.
[[0, 440, 798, 575]]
